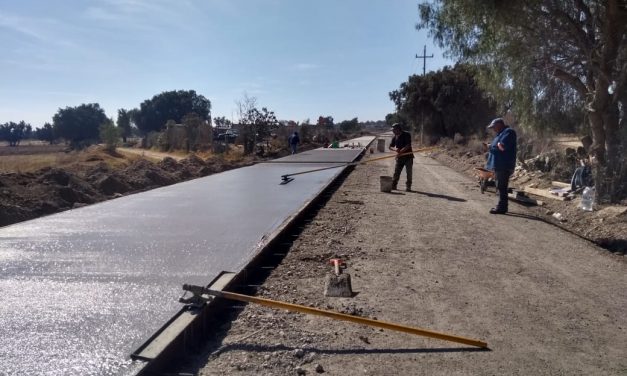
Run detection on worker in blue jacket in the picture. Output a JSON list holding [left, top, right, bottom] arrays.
[[485, 118, 517, 214]]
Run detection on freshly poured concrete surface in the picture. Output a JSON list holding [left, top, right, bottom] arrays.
[[0, 139, 373, 376]]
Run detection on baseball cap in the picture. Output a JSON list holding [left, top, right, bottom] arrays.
[[391, 123, 402, 130], [487, 118, 504, 129]]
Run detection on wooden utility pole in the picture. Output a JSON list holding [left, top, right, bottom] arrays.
[[415, 45, 434, 144], [415, 45, 434, 76]]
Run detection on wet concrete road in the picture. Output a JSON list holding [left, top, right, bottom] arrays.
[[0, 139, 373, 376]]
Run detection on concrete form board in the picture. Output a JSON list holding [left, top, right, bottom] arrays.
[[0, 137, 374, 376]]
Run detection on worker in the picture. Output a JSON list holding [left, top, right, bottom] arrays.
[[389, 123, 413, 191], [288, 131, 300, 154], [485, 118, 517, 214]]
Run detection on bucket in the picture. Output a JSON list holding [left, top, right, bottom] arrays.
[[380, 176, 393, 192], [377, 139, 385, 152]]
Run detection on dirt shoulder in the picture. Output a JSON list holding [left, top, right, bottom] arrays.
[[431, 145, 627, 253], [184, 149, 626, 376]]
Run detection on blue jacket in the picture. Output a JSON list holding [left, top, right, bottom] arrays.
[[486, 126, 517, 171]]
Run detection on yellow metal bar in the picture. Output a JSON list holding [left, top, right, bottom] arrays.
[[216, 289, 487, 349], [282, 146, 439, 179]]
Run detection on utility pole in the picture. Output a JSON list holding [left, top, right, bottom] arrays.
[[415, 45, 433, 145]]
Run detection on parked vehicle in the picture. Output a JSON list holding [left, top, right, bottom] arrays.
[[215, 130, 238, 142]]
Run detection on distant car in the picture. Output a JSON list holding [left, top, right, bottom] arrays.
[[215, 130, 238, 142]]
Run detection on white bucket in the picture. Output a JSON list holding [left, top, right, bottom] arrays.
[[377, 139, 385, 152], [380, 176, 393, 192]]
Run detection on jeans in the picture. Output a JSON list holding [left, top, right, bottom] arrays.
[[392, 157, 413, 189], [290, 144, 297, 154], [495, 169, 513, 210]]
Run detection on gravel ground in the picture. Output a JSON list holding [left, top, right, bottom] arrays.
[[181, 149, 626, 376]]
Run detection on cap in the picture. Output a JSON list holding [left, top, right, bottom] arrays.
[[487, 118, 504, 129], [391, 123, 402, 130]]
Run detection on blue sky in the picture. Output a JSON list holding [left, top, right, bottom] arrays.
[[0, 0, 454, 127]]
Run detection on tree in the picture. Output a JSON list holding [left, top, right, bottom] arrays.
[[417, 0, 627, 201], [53, 103, 108, 147], [35, 123, 55, 144], [213, 116, 232, 128], [0, 121, 31, 146], [99, 118, 121, 152], [389, 64, 496, 140], [385, 113, 405, 126], [132, 90, 211, 134], [236, 94, 279, 155], [338, 117, 361, 133], [317, 116, 334, 129], [116, 109, 132, 143]]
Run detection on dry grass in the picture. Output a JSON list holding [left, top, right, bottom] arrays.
[[0, 153, 68, 172], [0, 146, 136, 173]]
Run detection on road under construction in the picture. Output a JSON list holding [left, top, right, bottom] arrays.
[[0, 136, 375, 376]]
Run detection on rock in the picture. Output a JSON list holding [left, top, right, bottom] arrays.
[[303, 352, 316, 364], [293, 348, 305, 358], [96, 175, 131, 195], [295, 366, 306, 375], [315, 364, 325, 373]]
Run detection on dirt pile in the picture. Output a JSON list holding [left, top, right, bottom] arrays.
[[0, 154, 251, 227]]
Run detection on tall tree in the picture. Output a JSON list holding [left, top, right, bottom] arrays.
[[417, 0, 626, 201], [116, 109, 132, 143], [99, 118, 121, 152], [338, 117, 361, 133], [213, 116, 232, 128], [53, 103, 108, 147], [317, 116, 334, 129], [389, 64, 496, 139], [132, 90, 211, 134], [0, 121, 31, 146], [35, 123, 55, 144], [236, 94, 279, 155]]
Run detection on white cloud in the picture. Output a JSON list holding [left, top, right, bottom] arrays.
[[0, 11, 52, 42], [293, 63, 319, 71]]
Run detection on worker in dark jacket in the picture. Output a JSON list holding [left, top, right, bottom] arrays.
[[485, 118, 517, 214], [288, 131, 300, 154], [389, 123, 414, 191]]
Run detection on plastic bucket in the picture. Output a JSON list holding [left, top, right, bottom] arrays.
[[377, 139, 385, 152], [380, 176, 393, 192]]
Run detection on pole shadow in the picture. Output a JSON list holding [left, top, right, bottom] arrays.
[[407, 190, 467, 202], [211, 342, 491, 357]]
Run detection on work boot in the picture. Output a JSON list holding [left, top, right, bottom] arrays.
[[489, 207, 507, 214]]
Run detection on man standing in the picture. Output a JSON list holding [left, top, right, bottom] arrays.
[[389, 123, 414, 191], [288, 131, 300, 154], [486, 118, 517, 214]]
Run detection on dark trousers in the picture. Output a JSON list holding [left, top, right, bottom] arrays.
[[392, 157, 413, 189], [495, 169, 513, 210]]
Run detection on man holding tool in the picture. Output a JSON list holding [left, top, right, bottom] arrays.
[[389, 123, 414, 191], [485, 117, 517, 214]]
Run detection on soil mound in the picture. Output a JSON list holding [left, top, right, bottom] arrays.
[[0, 150, 247, 228]]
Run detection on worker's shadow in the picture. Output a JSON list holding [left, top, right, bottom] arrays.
[[407, 190, 467, 202]]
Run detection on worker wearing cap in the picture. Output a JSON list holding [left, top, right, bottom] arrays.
[[389, 123, 414, 191], [486, 118, 517, 214]]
